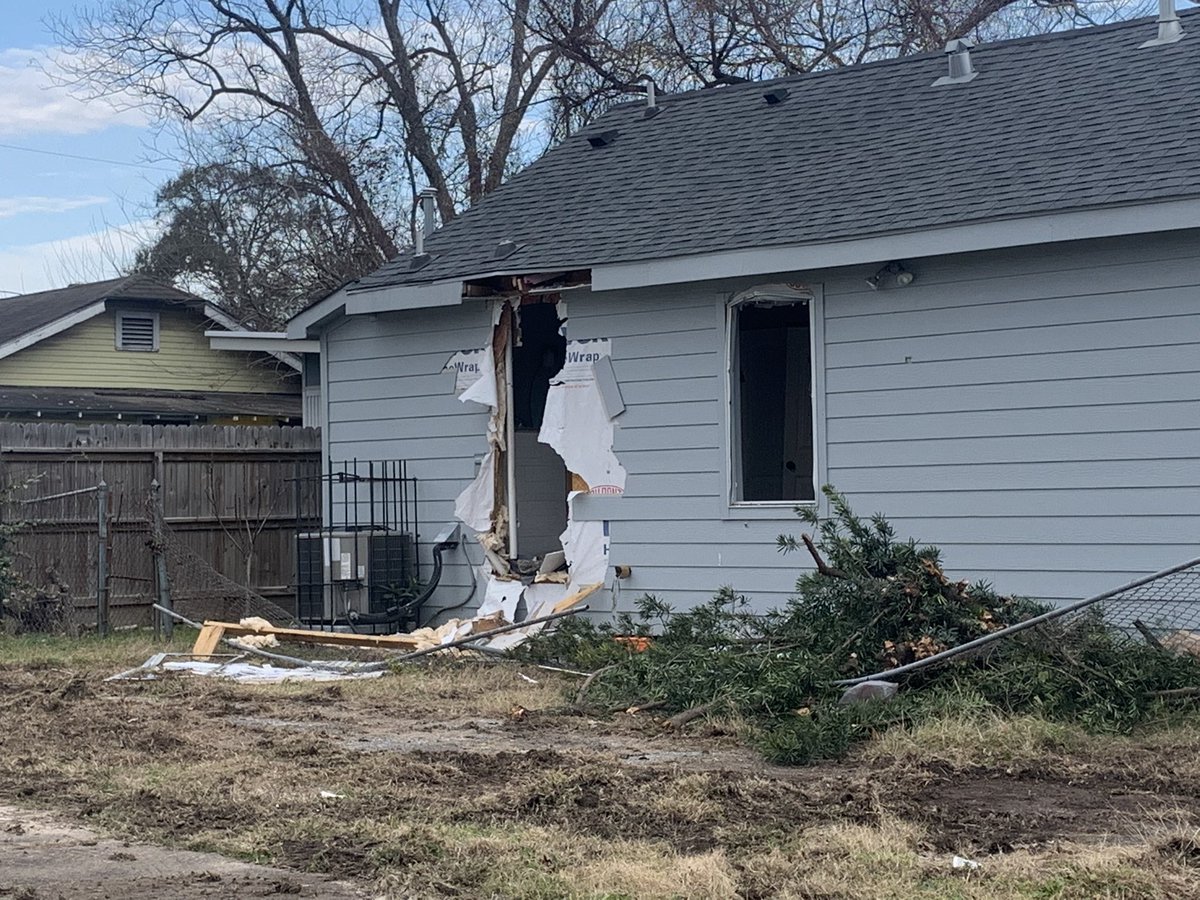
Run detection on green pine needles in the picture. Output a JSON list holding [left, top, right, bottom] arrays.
[[523, 487, 1200, 764]]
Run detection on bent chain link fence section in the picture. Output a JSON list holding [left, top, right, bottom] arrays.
[[839, 556, 1200, 686]]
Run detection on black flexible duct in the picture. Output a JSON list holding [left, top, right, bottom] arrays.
[[344, 534, 458, 632]]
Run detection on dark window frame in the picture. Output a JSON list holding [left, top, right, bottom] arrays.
[[727, 287, 819, 506]]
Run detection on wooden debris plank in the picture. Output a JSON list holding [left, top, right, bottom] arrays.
[[192, 624, 225, 660], [196, 621, 422, 650], [552, 582, 603, 614]]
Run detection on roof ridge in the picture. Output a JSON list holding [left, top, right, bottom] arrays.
[[0, 275, 123, 303], [96, 273, 139, 301], [608, 8, 1197, 110]]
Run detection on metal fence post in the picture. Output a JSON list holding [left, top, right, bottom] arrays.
[[96, 480, 109, 636], [150, 478, 173, 639]]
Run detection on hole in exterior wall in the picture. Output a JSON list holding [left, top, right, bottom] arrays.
[[511, 300, 568, 557]]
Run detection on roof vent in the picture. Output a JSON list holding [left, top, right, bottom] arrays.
[[586, 129, 620, 148], [932, 38, 978, 86], [413, 188, 438, 256], [763, 87, 789, 105], [494, 239, 518, 260], [408, 253, 433, 273], [417, 187, 438, 238], [1141, 0, 1184, 47]]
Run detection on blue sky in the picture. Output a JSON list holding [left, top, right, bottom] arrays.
[[0, 0, 177, 295]]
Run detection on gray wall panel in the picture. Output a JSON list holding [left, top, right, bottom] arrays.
[[323, 303, 493, 618], [322, 231, 1200, 619]]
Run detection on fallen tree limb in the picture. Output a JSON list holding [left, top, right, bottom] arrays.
[[801, 533, 847, 579], [1149, 686, 1200, 699], [666, 700, 722, 730], [575, 664, 616, 707], [619, 700, 669, 715], [1133, 619, 1166, 651]]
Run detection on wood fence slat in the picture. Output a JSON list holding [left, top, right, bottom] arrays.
[[2, 423, 321, 628]]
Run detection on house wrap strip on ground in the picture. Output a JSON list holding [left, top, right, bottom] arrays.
[[278, 9, 1200, 621]]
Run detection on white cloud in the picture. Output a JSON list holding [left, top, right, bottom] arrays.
[[0, 195, 109, 219], [0, 48, 148, 137], [0, 218, 160, 296]]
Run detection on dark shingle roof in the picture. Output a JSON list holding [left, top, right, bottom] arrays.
[[0, 276, 206, 346], [0, 386, 300, 418], [352, 11, 1200, 293]]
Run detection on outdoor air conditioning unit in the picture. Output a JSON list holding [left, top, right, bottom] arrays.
[[295, 530, 414, 624]]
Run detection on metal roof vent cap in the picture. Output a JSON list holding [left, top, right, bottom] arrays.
[[586, 129, 620, 148], [932, 38, 978, 86], [1141, 0, 1184, 47]]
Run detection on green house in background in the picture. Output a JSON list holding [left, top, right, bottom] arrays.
[[0, 276, 302, 425]]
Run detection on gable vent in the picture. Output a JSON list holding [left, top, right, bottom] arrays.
[[116, 313, 158, 351]]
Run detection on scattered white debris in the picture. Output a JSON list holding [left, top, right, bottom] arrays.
[[951, 855, 981, 871], [109, 655, 383, 683], [319, 790, 345, 799], [518, 673, 539, 684]]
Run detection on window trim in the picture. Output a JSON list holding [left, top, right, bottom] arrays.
[[724, 283, 824, 512], [115, 311, 160, 352]]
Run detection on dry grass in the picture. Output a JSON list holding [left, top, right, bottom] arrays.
[[0, 628, 197, 669], [4, 632, 1200, 899], [862, 711, 1097, 768]]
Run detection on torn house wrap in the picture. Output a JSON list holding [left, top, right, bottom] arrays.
[[538, 338, 626, 495]]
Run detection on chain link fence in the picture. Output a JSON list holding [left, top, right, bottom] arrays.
[[839, 556, 1200, 686], [148, 490, 300, 629]]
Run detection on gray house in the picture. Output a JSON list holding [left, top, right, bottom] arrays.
[[289, 8, 1200, 623]]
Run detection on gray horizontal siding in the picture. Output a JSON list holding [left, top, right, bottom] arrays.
[[323, 303, 493, 620], [320, 230, 1200, 619], [821, 231, 1200, 603], [583, 230, 1200, 611]]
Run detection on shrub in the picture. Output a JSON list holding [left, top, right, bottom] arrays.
[[522, 486, 1200, 763]]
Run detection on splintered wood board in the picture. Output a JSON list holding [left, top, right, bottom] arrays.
[[552, 582, 602, 614], [191, 621, 422, 656], [192, 624, 225, 660]]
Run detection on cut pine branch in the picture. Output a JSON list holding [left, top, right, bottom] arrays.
[[802, 533, 847, 579]]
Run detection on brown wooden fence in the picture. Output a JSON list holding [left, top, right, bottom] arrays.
[[0, 423, 321, 629]]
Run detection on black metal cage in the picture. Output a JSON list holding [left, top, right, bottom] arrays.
[[294, 459, 420, 632]]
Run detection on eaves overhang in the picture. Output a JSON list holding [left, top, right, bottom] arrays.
[[591, 198, 1200, 292]]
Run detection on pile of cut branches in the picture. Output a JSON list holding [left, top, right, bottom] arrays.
[[520, 487, 1200, 763]]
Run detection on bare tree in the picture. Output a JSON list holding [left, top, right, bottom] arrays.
[[53, 0, 578, 230], [531, 0, 1146, 138], [204, 464, 284, 588], [52, 0, 1145, 298], [136, 159, 380, 326]]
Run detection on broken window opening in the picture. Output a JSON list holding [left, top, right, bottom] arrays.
[[731, 297, 816, 503], [511, 298, 569, 557]]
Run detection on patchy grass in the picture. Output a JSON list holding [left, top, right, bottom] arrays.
[[0, 628, 198, 669], [863, 710, 1096, 768], [3, 632, 1200, 899]]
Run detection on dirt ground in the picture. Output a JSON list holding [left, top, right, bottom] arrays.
[[0, 803, 363, 899], [3, 638, 1200, 898]]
